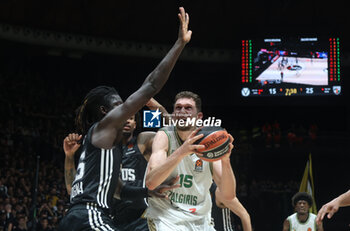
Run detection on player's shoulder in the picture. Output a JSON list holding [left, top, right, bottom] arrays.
[[287, 212, 297, 220], [154, 128, 169, 140], [137, 131, 156, 141], [157, 126, 176, 138], [309, 212, 317, 219]]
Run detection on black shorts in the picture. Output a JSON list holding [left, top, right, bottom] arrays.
[[58, 203, 120, 231], [116, 216, 148, 231]]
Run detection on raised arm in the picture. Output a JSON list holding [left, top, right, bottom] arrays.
[[93, 7, 192, 149], [146, 98, 170, 117], [63, 133, 82, 195]]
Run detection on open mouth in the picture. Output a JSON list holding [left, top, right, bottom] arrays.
[[123, 125, 131, 130]]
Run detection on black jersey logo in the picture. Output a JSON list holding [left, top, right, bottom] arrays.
[[124, 143, 136, 155]]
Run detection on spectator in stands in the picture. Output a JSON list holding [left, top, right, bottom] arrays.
[[0, 179, 8, 199], [37, 217, 53, 231], [4, 203, 14, 231], [50, 215, 59, 231], [0, 210, 7, 231], [38, 203, 54, 221], [46, 188, 59, 208], [13, 214, 28, 231]]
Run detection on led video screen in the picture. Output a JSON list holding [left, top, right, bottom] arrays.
[[241, 37, 341, 97]]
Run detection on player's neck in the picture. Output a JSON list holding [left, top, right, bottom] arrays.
[[297, 212, 309, 223], [122, 133, 133, 144]]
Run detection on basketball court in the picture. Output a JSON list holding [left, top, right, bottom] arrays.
[[256, 56, 328, 85]]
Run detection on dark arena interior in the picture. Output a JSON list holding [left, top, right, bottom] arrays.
[[0, 1, 349, 230]]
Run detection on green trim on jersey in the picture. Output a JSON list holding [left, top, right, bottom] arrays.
[[159, 127, 172, 157]]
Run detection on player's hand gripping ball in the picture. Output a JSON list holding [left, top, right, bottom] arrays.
[[194, 126, 230, 162]]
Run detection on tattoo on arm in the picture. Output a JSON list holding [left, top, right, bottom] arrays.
[[65, 168, 76, 195]]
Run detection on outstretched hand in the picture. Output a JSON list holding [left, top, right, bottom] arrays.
[[316, 199, 340, 224], [177, 7, 192, 44], [63, 133, 82, 158], [148, 175, 180, 198]]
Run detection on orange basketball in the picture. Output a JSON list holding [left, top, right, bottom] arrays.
[[194, 126, 230, 162]]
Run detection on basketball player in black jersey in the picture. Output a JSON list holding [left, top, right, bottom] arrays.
[[62, 124, 155, 231], [63, 100, 169, 231], [113, 114, 153, 230], [58, 6, 192, 231]]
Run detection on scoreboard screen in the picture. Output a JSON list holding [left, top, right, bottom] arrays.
[[241, 37, 341, 97]]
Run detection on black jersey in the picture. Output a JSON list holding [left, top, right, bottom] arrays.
[[120, 136, 148, 188], [210, 183, 236, 231], [112, 136, 148, 224], [70, 123, 122, 211]]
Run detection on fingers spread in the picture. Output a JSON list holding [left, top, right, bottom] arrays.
[[179, 7, 185, 18], [165, 184, 180, 191], [189, 127, 202, 138], [189, 134, 204, 144]]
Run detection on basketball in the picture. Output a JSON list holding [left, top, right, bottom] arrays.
[[194, 126, 231, 162]]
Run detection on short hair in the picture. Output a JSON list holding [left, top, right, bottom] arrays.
[[174, 91, 202, 112], [75, 86, 119, 135], [292, 192, 313, 207]]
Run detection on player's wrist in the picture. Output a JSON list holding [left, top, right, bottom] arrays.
[[220, 157, 231, 164], [175, 38, 187, 47], [65, 154, 75, 159], [176, 145, 190, 157]]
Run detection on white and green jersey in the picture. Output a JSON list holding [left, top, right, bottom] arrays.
[[146, 126, 214, 227], [287, 213, 317, 231]]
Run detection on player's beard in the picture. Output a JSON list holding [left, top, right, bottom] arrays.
[[175, 117, 196, 131], [122, 131, 132, 138], [176, 123, 192, 131]]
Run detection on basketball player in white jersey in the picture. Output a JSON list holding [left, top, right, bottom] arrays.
[[145, 91, 236, 231], [282, 192, 324, 231]]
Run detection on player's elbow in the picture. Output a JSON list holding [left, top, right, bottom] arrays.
[[223, 190, 236, 202], [145, 181, 157, 191], [145, 176, 157, 191], [224, 194, 235, 202], [241, 210, 250, 221]]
